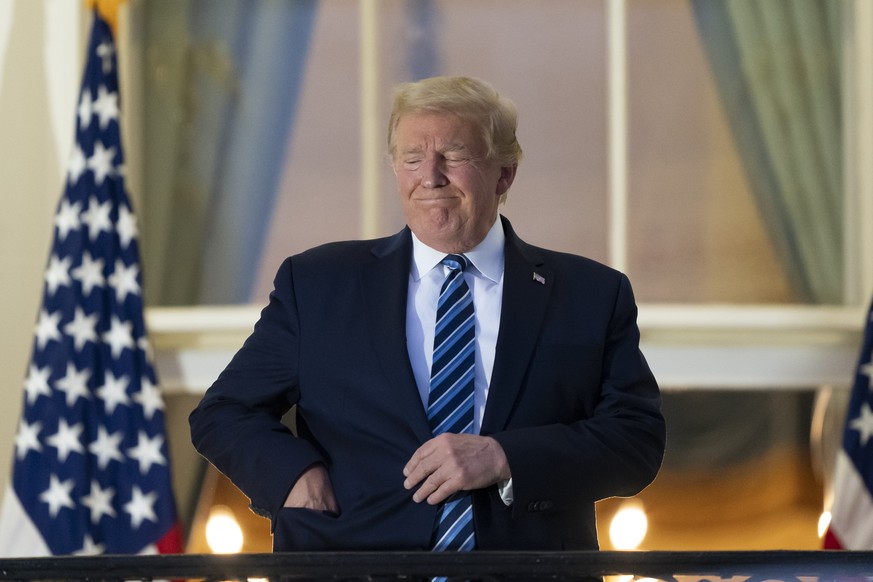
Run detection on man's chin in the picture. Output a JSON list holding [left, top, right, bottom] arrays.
[[410, 221, 490, 255]]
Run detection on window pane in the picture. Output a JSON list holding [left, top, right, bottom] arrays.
[[626, 0, 842, 304], [140, 0, 608, 305], [394, 0, 609, 266], [263, 0, 611, 302]]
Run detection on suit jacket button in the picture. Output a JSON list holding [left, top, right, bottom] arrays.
[[540, 501, 554, 510], [527, 501, 540, 511]]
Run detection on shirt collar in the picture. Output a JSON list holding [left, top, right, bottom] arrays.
[[410, 217, 505, 283]]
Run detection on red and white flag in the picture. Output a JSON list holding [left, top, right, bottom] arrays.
[[825, 298, 873, 549]]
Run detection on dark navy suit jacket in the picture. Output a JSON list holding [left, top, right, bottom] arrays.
[[189, 216, 665, 551]]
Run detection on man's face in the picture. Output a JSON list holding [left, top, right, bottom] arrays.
[[393, 113, 516, 254]]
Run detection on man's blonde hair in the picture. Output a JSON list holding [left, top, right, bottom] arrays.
[[388, 76, 523, 167]]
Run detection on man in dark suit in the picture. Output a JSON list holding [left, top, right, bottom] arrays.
[[189, 76, 665, 555]]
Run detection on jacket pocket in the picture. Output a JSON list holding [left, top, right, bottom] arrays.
[[273, 507, 341, 551]]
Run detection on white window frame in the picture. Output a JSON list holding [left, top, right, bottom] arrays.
[[126, 0, 873, 395]]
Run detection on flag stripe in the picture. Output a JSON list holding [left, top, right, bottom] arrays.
[[0, 487, 50, 557], [828, 450, 873, 549]]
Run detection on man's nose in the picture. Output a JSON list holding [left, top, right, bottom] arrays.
[[421, 159, 448, 189]]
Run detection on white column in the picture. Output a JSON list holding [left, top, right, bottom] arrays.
[[607, 0, 628, 273], [359, 0, 381, 239]]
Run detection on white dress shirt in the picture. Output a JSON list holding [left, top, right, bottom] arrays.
[[406, 218, 505, 430], [406, 218, 513, 504]]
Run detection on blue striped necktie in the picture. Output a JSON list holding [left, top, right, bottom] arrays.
[[428, 254, 476, 554]]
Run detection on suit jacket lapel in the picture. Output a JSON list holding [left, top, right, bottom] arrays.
[[481, 217, 553, 434], [361, 229, 434, 443]]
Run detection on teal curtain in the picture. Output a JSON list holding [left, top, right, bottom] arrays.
[[692, 0, 842, 304], [142, 0, 317, 305], [665, 0, 843, 512]]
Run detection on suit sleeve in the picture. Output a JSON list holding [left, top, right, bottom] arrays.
[[189, 257, 324, 522], [490, 273, 665, 515]]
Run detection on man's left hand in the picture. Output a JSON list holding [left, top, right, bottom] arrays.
[[403, 433, 511, 504]]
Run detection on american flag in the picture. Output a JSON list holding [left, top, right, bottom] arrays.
[[0, 11, 181, 556], [825, 298, 873, 549]]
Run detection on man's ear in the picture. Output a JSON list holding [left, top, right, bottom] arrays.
[[496, 164, 518, 197]]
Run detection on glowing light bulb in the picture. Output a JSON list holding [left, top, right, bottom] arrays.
[[205, 505, 244, 554], [609, 501, 648, 550]]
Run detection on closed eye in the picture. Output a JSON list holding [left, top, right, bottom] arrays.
[[445, 157, 471, 167]]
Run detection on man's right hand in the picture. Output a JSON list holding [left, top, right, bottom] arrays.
[[283, 463, 339, 513]]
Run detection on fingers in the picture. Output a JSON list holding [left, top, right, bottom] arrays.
[[403, 434, 510, 505], [402, 440, 443, 503], [284, 463, 340, 513], [403, 448, 460, 504]]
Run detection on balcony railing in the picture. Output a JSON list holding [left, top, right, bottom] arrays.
[[0, 551, 871, 581]]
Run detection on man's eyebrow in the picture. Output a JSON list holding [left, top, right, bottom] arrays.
[[398, 143, 474, 156]]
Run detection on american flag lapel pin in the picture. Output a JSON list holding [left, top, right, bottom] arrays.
[[532, 272, 546, 285]]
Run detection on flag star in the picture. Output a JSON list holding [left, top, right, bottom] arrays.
[[81, 480, 116, 524], [63, 307, 99, 351], [89, 426, 125, 470], [54, 199, 82, 240], [117, 204, 138, 249], [861, 357, 873, 387], [134, 378, 165, 420], [68, 144, 88, 186], [77, 88, 93, 129], [23, 364, 52, 405], [849, 402, 873, 446], [138, 336, 155, 362], [108, 259, 140, 302], [55, 362, 92, 407], [74, 534, 105, 556], [44, 255, 72, 296], [127, 431, 167, 475], [34, 309, 63, 350], [102, 315, 135, 359], [96, 41, 114, 74], [123, 486, 158, 530], [39, 474, 76, 518], [71, 251, 106, 296], [14, 420, 42, 459], [92, 85, 119, 130], [46, 418, 85, 462], [86, 141, 116, 186], [97, 370, 131, 414], [81, 196, 112, 241]]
